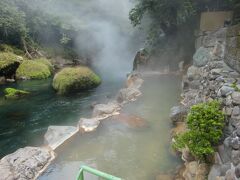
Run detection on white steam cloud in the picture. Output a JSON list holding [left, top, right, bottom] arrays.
[[37, 0, 144, 80]]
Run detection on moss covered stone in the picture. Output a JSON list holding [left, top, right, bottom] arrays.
[[4, 88, 30, 99], [16, 60, 51, 80], [35, 58, 54, 72], [0, 52, 22, 77], [52, 67, 101, 95]]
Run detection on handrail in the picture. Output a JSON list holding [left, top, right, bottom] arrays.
[[76, 165, 122, 180]]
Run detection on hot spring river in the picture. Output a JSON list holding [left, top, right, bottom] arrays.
[[0, 74, 182, 179]]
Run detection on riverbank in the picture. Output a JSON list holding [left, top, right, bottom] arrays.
[[0, 72, 146, 179], [171, 25, 240, 179]]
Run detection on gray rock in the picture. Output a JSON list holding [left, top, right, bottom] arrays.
[[79, 118, 100, 132], [93, 101, 121, 119], [232, 150, 240, 166], [208, 164, 231, 180], [230, 136, 240, 150], [117, 88, 142, 104], [44, 126, 78, 150], [193, 47, 211, 67], [0, 147, 55, 180], [211, 68, 222, 75], [223, 107, 233, 116], [232, 106, 240, 117], [232, 92, 240, 105], [126, 73, 144, 89], [225, 168, 237, 180], [218, 86, 235, 97], [170, 106, 187, 124], [187, 66, 203, 80]]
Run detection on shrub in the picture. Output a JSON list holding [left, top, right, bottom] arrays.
[[173, 101, 225, 161], [16, 60, 51, 80], [52, 66, 101, 95]]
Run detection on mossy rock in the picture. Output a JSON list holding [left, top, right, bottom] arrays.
[[52, 67, 101, 95], [0, 52, 23, 77], [35, 58, 54, 72], [4, 88, 30, 99], [16, 60, 51, 80]]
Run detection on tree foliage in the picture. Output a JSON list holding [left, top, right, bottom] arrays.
[[130, 0, 239, 48], [0, 0, 78, 59]]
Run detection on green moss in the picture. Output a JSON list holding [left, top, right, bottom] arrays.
[[4, 88, 30, 99], [35, 58, 54, 72], [16, 60, 51, 80], [0, 44, 25, 55], [52, 66, 101, 95], [0, 52, 22, 76]]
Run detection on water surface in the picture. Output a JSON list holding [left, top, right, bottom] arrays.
[[0, 77, 124, 157], [40, 75, 182, 180]]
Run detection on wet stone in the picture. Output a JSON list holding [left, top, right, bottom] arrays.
[[232, 92, 240, 105], [79, 118, 100, 133], [218, 86, 235, 97]]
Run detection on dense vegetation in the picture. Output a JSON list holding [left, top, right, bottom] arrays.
[[173, 101, 225, 161], [129, 0, 240, 66], [130, 0, 240, 46], [0, 0, 79, 59]]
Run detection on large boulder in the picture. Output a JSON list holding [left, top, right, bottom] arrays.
[[0, 147, 55, 180], [44, 126, 79, 150], [0, 52, 22, 78], [16, 60, 51, 80], [52, 67, 101, 95], [4, 88, 30, 99], [193, 47, 211, 67]]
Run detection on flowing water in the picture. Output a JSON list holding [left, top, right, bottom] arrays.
[[39, 75, 182, 180], [0, 77, 124, 157]]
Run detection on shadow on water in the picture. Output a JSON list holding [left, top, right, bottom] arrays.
[[0, 77, 124, 157], [39, 75, 182, 180]]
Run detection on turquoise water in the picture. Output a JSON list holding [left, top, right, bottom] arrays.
[[39, 75, 182, 180], [0, 77, 124, 157]]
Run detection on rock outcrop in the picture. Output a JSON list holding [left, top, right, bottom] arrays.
[[0, 147, 55, 180]]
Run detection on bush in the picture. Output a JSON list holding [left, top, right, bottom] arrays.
[[16, 60, 51, 80], [173, 101, 225, 161], [52, 66, 101, 95]]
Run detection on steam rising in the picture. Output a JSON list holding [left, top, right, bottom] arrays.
[[36, 0, 144, 79]]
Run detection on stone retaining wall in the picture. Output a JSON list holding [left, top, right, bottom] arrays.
[[171, 25, 240, 179]]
